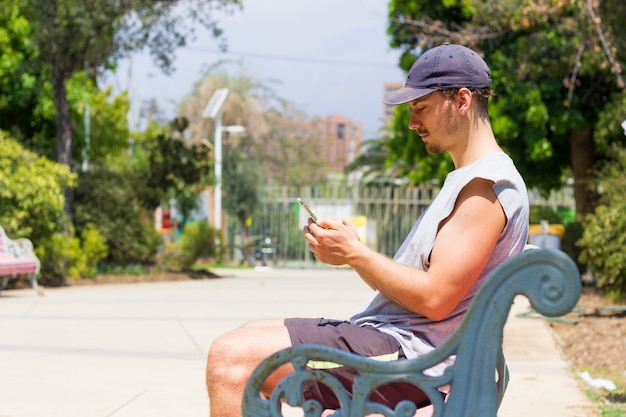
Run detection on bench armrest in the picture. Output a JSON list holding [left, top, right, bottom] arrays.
[[242, 249, 581, 417]]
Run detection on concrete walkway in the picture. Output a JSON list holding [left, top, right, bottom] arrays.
[[0, 267, 595, 417]]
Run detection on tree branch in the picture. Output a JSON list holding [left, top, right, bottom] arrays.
[[390, 17, 503, 47], [586, 0, 624, 88], [566, 42, 586, 107]]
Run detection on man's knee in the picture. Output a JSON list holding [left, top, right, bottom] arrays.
[[206, 320, 293, 391], [207, 332, 249, 385]]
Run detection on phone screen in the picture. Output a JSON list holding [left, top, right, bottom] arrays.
[[297, 197, 319, 223]]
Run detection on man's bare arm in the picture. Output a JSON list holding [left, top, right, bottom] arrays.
[[305, 178, 506, 321]]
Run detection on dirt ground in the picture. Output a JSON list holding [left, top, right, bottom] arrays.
[[549, 286, 626, 371], [548, 285, 626, 411], [64, 269, 220, 286]]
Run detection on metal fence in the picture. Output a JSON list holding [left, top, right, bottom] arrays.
[[224, 183, 574, 267]]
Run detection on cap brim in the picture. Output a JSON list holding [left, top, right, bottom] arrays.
[[382, 86, 437, 105]]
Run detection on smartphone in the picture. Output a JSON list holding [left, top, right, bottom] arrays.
[[297, 197, 319, 223]]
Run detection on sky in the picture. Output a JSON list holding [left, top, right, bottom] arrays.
[[104, 0, 406, 139]]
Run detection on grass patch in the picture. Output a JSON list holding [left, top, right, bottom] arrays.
[[579, 366, 626, 416]]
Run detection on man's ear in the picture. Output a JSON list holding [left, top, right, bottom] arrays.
[[457, 88, 472, 116]]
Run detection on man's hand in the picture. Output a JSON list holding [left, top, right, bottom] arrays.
[[303, 217, 362, 266]]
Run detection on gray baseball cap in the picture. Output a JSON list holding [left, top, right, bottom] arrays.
[[383, 43, 491, 105]]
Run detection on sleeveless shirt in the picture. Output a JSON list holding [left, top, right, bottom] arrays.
[[350, 152, 529, 375]]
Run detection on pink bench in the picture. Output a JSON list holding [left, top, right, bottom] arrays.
[[0, 226, 42, 295]]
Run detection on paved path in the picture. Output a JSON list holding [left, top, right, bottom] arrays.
[[0, 267, 595, 417]]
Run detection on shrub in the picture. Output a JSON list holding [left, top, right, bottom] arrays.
[[73, 167, 161, 266], [38, 224, 108, 282], [579, 203, 626, 302], [161, 221, 220, 270], [0, 132, 75, 242], [67, 224, 108, 279], [561, 220, 584, 273], [529, 206, 563, 224], [578, 145, 626, 302], [39, 232, 73, 284]]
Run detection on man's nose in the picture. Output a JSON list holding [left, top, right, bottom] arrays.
[[409, 113, 421, 130]]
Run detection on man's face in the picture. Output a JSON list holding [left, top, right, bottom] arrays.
[[408, 92, 460, 154]]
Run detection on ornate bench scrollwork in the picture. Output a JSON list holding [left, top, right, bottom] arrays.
[[0, 226, 42, 295], [242, 249, 581, 417]]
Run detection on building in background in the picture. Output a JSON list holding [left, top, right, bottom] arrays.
[[314, 114, 363, 174]]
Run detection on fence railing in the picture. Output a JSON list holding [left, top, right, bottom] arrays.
[[225, 183, 574, 267]]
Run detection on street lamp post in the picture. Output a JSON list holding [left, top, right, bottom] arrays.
[[202, 88, 245, 232]]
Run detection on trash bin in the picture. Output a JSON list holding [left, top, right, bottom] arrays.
[[528, 220, 565, 249]]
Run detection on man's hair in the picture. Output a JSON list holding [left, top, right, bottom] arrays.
[[440, 89, 494, 121]]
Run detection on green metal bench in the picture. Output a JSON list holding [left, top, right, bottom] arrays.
[[242, 248, 581, 417]]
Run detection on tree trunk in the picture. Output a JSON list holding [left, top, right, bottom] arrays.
[[569, 128, 596, 217], [50, 41, 74, 224]]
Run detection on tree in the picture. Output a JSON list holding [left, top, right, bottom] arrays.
[[177, 69, 328, 236], [178, 69, 272, 237], [345, 135, 409, 181], [0, 3, 134, 166], [179, 68, 273, 145], [73, 166, 162, 266], [16, 0, 242, 219], [385, 0, 626, 215], [70, 116, 211, 267], [222, 145, 262, 238], [0, 2, 55, 156], [386, 101, 456, 185], [146, 118, 213, 223], [262, 106, 330, 187], [477, 0, 625, 216], [67, 75, 131, 167]]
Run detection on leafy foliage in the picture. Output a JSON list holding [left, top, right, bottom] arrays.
[[178, 69, 272, 145], [0, 2, 57, 157], [386, 104, 453, 185], [104, 120, 165, 209], [73, 166, 161, 266], [67, 75, 131, 166], [146, 125, 213, 221], [178, 69, 330, 187], [161, 220, 219, 270], [67, 224, 108, 279], [0, 3, 134, 164], [222, 145, 262, 237], [0, 132, 75, 242], [70, 119, 216, 271], [38, 231, 73, 281], [385, 0, 626, 215], [262, 108, 330, 187], [528, 206, 564, 224], [578, 145, 626, 302], [177, 69, 329, 239], [9, 0, 241, 226]]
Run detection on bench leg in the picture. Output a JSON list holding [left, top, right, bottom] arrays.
[[30, 274, 44, 296]]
